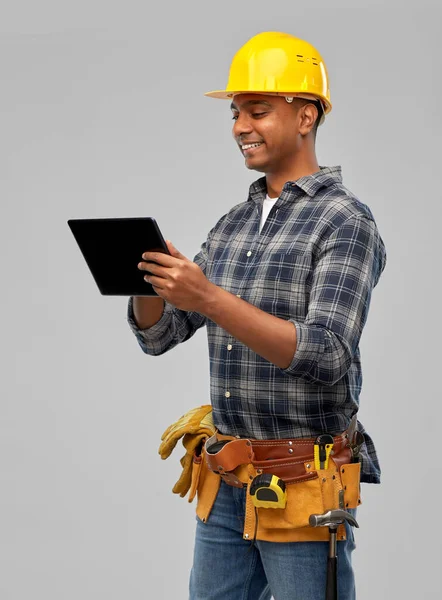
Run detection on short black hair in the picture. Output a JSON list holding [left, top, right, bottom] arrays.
[[311, 99, 324, 140]]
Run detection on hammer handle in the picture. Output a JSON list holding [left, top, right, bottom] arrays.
[[325, 557, 338, 600]]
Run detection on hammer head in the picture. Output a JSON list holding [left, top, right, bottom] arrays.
[[309, 509, 359, 529]]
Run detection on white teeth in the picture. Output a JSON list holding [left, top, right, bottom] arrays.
[[242, 142, 263, 150]]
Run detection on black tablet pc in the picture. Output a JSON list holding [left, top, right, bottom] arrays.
[[67, 217, 170, 296]]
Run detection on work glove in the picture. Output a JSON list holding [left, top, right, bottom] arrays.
[[158, 405, 215, 498]]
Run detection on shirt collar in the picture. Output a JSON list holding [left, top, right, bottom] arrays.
[[248, 165, 343, 204]]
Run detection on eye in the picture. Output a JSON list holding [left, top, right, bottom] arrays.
[[252, 112, 267, 118], [231, 115, 238, 121]]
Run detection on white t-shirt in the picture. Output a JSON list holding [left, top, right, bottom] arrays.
[[259, 194, 279, 232]]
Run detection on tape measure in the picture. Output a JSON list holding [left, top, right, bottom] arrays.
[[249, 474, 287, 509]]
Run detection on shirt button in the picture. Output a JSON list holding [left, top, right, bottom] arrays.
[[236, 294, 241, 298], [227, 344, 233, 351], [225, 391, 231, 398], [246, 251, 252, 257]]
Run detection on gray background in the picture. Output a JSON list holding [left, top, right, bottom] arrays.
[[1, 1, 441, 598]]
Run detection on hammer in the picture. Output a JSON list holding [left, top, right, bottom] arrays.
[[309, 509, 359, 600]]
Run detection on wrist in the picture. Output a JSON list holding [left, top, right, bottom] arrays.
[[198, 281, 222, 317]]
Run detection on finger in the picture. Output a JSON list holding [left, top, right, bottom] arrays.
[[141, 251, 179, 267], [138, 261, 166, 275], [144, 274, 165, 289]]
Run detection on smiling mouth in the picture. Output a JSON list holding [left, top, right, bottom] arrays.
[[241, 142, 264, 154]]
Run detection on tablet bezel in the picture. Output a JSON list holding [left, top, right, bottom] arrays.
[[67, 216, 171, 296]]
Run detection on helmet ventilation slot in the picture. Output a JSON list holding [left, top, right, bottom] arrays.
[[296, 54, 319, 65]]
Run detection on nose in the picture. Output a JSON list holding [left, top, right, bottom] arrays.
[[232, 112, 253, 140]]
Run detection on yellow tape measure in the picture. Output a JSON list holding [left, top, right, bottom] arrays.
[[249, 474, 287, 509]]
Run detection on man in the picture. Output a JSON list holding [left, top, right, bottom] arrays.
[[127, 32, 386, 600]]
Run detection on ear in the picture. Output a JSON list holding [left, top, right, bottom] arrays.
[[298, 103, 318, 136]]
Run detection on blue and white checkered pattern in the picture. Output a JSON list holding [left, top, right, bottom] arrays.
[[127, 166, 387, 483]]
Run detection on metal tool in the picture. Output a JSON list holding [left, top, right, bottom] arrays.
[[349, 431, 364, 463], [309, 509, 359, 600], [205, 439, 230, 454]]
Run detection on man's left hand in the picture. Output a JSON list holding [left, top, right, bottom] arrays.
[[138, 240, 214, 313]]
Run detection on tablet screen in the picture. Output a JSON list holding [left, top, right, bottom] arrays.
[[68, 217, 170, 296]]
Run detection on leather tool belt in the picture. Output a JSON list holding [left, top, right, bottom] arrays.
[[191, 415, 362, 542], [204, 415, 357, 488]]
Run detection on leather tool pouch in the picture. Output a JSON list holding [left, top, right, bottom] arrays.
[[256, 466, 325, 531], [339, 462, 362, 509], [254, 454, 361, 531], [188, 445, 221, 523], [254, 448, 362, 542], [187, 451, 203, 504]]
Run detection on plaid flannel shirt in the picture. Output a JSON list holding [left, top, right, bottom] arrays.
[[127, 166, 387, 483]]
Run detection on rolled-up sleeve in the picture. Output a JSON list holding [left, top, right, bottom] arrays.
[[284, 215, 386, 385], [126, 237, 210, 355]]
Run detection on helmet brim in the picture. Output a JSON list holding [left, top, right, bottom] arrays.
[[204, 89, 331, 114], [204, 90, 239, 99]]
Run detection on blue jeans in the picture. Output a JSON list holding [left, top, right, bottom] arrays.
[[189, 480, 357, 600]]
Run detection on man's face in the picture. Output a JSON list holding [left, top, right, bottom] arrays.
[[230, 94, 304, 174]]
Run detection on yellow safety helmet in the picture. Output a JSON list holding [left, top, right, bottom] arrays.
[[205, 31, 331, 124]]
